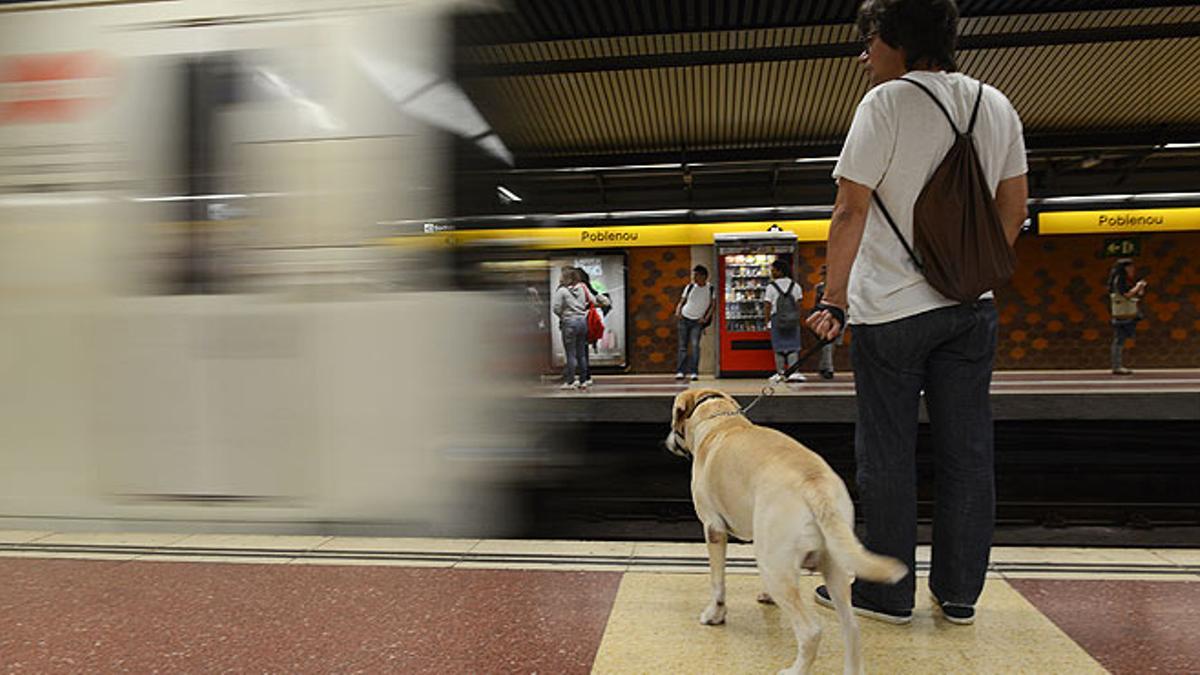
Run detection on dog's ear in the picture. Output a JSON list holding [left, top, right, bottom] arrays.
[[672, 390, 695, 433]]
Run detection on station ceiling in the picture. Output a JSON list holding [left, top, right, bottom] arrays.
[[449, 1, 1200, 216]]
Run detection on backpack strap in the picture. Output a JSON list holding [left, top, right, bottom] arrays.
[[873, 193, 924, 272], [899, 77, 986, 136], [898, 77, 960, 135], [683, 283, 693, 301], [967, 81, 984, 134]]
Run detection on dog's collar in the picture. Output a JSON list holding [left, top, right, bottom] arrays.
[[690, 393, 743, 425], [673, 393, 741, 455], [687, 393, 732, 419]]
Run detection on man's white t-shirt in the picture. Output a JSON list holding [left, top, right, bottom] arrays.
[[763, 279, 802, 317], [679, 282, 714, 320], [833, 70, 1027, 325]]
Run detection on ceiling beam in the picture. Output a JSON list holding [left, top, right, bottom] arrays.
[[457, 21, 1200, 78], [456, 127, 1200, 172], [453, 0, 1194, 48]]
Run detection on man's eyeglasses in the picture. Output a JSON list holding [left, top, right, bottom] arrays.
[[861, 31, 877, 53]]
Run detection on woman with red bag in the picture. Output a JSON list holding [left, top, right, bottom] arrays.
[[552, 267, 609, 390]]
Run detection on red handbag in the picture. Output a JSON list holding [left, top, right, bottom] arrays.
[[586, 298, 605, 344]]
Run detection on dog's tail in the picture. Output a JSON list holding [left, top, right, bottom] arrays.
[[813, 500, 908, 584]]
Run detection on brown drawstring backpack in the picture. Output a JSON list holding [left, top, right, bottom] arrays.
[[872, 78, 1017, 304]]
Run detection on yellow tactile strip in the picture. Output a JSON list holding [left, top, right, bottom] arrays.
[[591, 573, 1106, 675]]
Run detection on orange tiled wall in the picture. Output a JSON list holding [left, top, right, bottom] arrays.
[[628, 247, 692, 372], [624, 234, 1200, 373], [993, 232, 1200, 369]]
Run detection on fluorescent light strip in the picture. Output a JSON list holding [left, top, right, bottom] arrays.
[[387, 192, 1200, 229], [1036, 191, 1200, 204], [496, 185, 523, 202], [607, 209, 690, 219]]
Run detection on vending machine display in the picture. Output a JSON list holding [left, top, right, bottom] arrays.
[[724, 253, 774, 334], [714, 232, 799, 376]]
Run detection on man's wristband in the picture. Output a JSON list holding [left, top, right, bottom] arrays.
[[812, 303, 846, 329]]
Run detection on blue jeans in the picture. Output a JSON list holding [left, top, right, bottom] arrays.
[[561, 316, 589, 383], [1111, 319, 1136, 370], [676, 318, 703, 375], [850, 300, 998, 611]]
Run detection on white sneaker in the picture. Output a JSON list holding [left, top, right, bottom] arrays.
[[559, 381, 576, 390], [579, 379, 590, 390], [583, 378, 594, 388], [689, 373, 699, 381], [787, 372, 807, 383], [674, 372, 685, 380]]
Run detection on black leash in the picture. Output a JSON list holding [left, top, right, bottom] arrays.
[[738, 335, 833, 416]]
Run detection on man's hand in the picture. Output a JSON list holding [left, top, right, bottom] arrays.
[[807, 303, 846, 341]]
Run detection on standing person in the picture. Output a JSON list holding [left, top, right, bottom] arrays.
[[1107, 258, 1147, 375], [674, 265, 714, 381], [814, 264, 842, 380], [764, 259, 806, 382], [551, 267, 596, 390], [807, 0, 1028, 626], [577, 268, 613, 317], [576, 267, 614, 362]]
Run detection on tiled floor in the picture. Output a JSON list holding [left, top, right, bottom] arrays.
[[1, 532, 1197, 674], [1010, 579, 1200, 675], [593, 574, 1105, 674]]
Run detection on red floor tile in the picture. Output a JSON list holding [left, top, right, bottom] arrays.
[[0, 559, 622, 673], [1010, 579, 1200, 675]]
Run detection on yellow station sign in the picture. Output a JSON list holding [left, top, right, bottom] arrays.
[[387, 219, 831, 250], [1039, 207, 1200, 235]]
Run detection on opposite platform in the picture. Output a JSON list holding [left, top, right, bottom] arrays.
[[530, 369, 1200, 423]]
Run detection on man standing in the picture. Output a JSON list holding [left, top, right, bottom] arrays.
[[807, 0, 1028, 626], [674, 265, 714, 381]]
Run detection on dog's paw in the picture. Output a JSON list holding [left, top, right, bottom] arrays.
[[699, 603, 727, 626], [756, 592, 776, 605]]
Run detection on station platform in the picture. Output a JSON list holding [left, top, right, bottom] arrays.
[[532, 369, 1200, 423], [2, 530, 1197, 673]]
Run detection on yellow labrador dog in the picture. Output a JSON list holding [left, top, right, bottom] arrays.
[[665, 389, 907, 675]]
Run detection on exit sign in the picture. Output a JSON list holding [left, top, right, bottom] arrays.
[[1102, 237, 1142, 257]]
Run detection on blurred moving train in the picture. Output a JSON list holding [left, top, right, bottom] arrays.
[[0, 0, 537, 536]]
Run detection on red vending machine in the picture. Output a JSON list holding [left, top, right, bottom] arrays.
[[714, 232, 800, 377]]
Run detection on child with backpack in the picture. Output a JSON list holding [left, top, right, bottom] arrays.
[[764, 259, 806, 382]]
